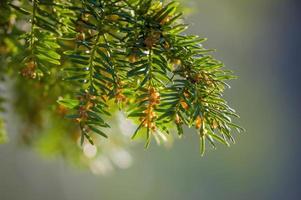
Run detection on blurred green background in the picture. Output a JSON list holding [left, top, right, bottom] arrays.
[[1, 0, 300, 199]]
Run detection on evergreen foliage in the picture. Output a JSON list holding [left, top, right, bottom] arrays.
[[0, 0, 243, 158]]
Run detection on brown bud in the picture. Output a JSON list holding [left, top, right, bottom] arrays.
[[175, 114, 181, 124], [160, 16, 171, 25], [85, 102, 94, 110], [171, 59, 181, 65], [57, 105, 68, 115], [76, 32, 85, 41], [193, 73, 202, 83], [183, 91, 190, 98], [180, 100, 189, 110], [212, 120, 219, 129], [116, 92, 126, 103], [20, 61, 36, 79], [163, 42, 170, 49], [144, 36, 155, 48], [195, 116, 202, 129], [27, 60, 35, 69], [149, 87, 156, 94], [142, 120, 148, 127], [128, 54, 138, 63], [151, 124, 156, 131]]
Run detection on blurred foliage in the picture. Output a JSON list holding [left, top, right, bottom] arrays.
[[0, 120, 7, 144], [0, 0, 242, 172]]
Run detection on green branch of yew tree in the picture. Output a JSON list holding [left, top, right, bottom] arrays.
[[0, 0, 244, 156]]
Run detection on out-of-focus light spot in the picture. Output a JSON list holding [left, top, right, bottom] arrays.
[[83, 143, 97, 158], [143, 50, 150, 55], [111, 149, 133, 169], [118, 112, 136, 137], [90, 157, 113, 175]]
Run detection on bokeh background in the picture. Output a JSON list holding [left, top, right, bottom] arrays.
[[1, 0, 300, 199]]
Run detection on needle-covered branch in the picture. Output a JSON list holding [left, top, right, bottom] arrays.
[[2, 0, 243, 156]]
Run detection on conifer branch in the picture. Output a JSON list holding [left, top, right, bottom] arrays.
[[1, 0, 244, 156]]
